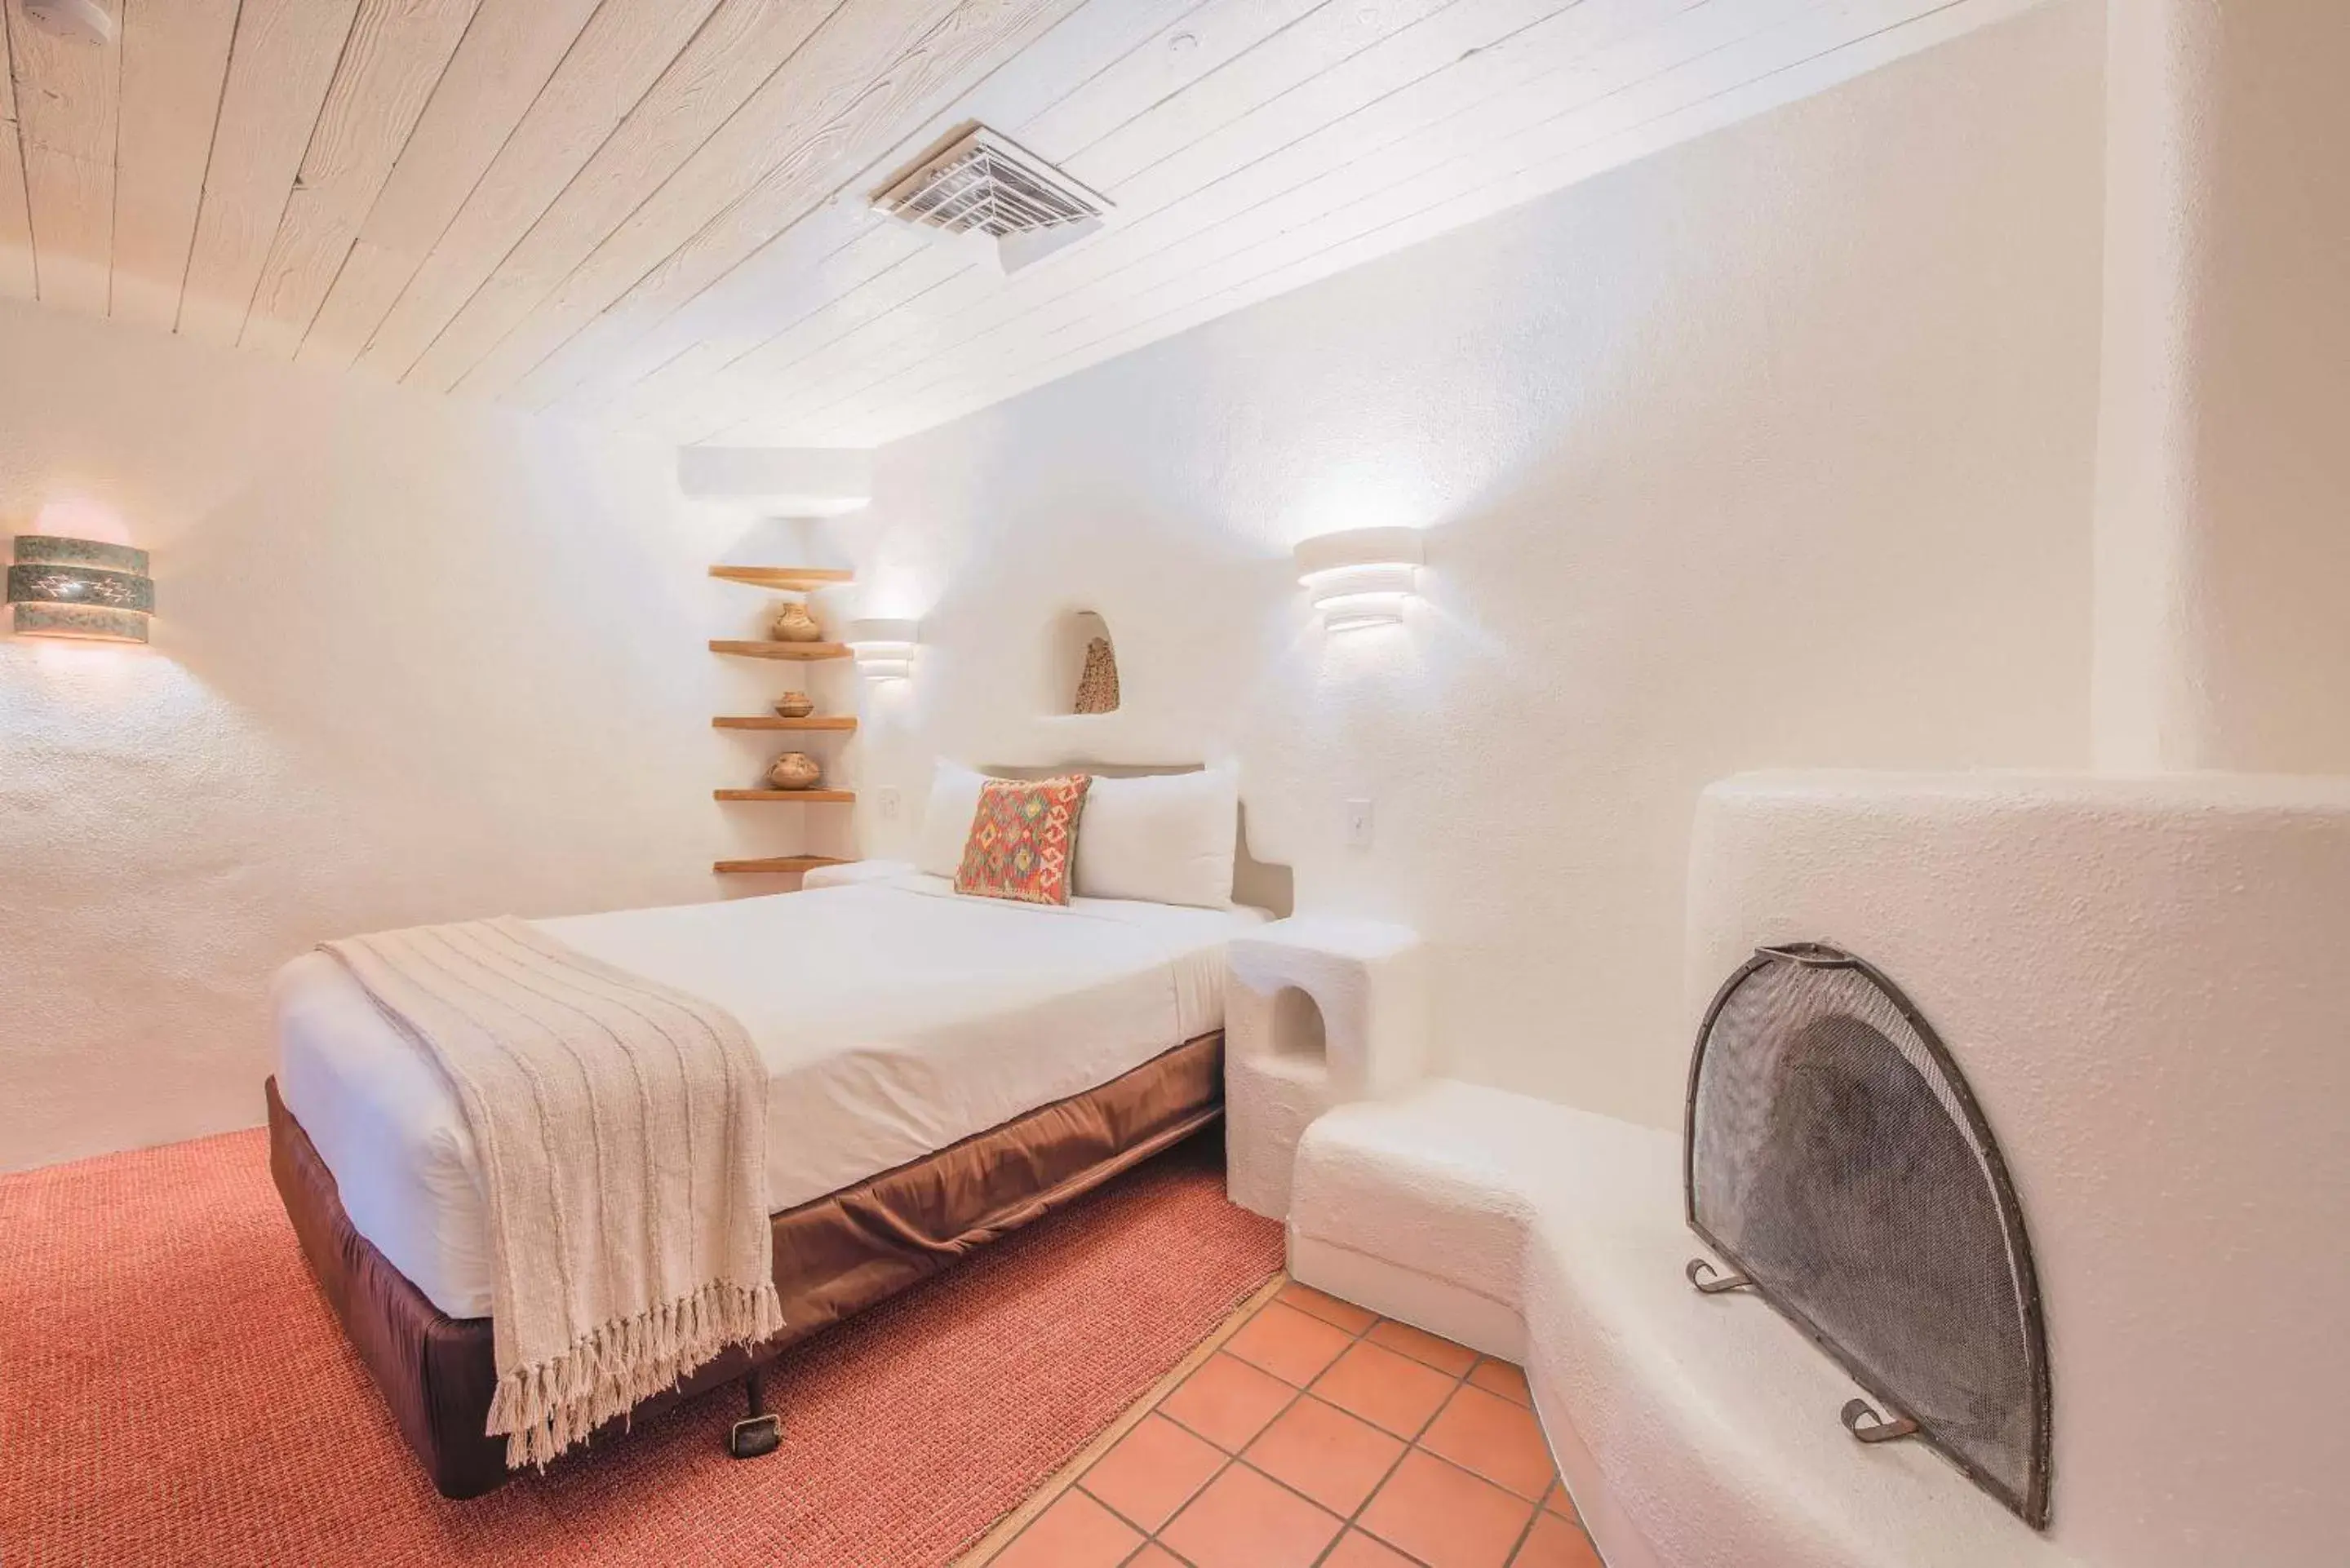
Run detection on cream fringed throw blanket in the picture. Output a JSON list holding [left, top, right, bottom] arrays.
[[324, 918, 783, 1468]]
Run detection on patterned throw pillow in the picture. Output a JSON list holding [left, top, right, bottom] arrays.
[[954, 774, 1093, 906]]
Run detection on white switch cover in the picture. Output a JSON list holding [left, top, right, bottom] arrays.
[[878, 787, 902, 820], [1345, 799, 1374, 848]]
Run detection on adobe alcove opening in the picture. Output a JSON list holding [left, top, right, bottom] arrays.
[[1270, 986, 1328, 1065], [1053, 609, 1120, 715]]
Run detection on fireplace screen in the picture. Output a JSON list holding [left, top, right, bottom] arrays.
[[1685, 942, 2051, 1528]]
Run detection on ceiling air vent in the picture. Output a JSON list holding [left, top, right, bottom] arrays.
[[871, 126, 1109, 274]]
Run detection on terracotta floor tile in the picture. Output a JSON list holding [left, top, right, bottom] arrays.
[[991, 1490, 1145, 1568], [1324, 1529, 1424, 1567], [1468, 1357, 1533, 1407], [1158, 1463, 1345, 1568], [1512, 1510, 1605, 1567], [1159, 1352, 1299, 1452], [1359, 1450, 1539, 1568], [1310, 1340, 1459, 1438], [1277, 1281, 1378, 1335], [1077, 1414, 1226, 1532], [1127, 1548, 1189, 1568], [1368, 1317, 1481, 1377], [1419, 1384, 1559, 1499], [1543, 1479, 1577, 1519], [1242, 1394, 1407, 1516], [1225, 1300, 1357, 1386]]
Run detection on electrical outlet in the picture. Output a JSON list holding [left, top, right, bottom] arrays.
[[878, 787, 902, 821], [1345, 799, 1374, 848]]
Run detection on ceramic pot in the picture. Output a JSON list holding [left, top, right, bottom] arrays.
[[765, 752, 822, 791], [771, 602, 822, 642], [774, 691, 815, 719]]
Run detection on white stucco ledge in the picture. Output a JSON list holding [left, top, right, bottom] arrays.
[[1288, 1081, 2083, 1568]]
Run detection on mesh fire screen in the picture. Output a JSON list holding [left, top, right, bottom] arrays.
[[1685, 942, 2051, 1528]]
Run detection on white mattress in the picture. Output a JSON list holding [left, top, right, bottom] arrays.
[[273, 874, 1265, 1318]]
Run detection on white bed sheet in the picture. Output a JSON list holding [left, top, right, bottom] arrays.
[[273, 874, 1265, 1318]]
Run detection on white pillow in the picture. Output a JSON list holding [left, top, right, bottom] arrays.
[[1074, 766, 1239, 910], [914, 760, 987, 879]]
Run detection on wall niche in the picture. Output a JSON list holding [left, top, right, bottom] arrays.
[[1055, 609, 1120, 715]]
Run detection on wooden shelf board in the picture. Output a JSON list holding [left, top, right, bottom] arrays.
[[713, 856, 852, 875], [709, 566, 854, 590], [714, 789, 857, 803], [712, 715, 858, 731], [709, 640, 851, 661]]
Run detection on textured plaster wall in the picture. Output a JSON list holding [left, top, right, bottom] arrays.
[[0, 299, 773, 1172], [2094, 0, 2350, 772], [837, 2, 2106, 1128]]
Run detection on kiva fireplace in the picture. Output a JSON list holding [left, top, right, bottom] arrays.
[[1684, 941, 2051, 1528]]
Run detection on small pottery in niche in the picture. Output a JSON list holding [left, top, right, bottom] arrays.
[[770, 602, 822, 642], [1074, 636, 1120, 715], [774, 691, 815, 719], [765, 752, 822, 791]]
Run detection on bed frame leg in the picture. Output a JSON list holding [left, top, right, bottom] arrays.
[[728, 1364, 782, 1460]]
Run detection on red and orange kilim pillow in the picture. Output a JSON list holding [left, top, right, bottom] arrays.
[[954, 773, 1093, 905]]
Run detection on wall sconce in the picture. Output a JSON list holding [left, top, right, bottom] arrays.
[[7, 536, 154, 644], [845, 618, 920, 680], [1294, 526, 1422, 630]]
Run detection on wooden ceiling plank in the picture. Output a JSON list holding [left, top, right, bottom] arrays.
[[110, 0, 237, 329], [553, 0, 1207, 429], [239, 0, 482, 359], [177, 0, 362, 343], [289, 0, 601, 370], [6, 0, 122, 317], [782, 0, 1790, 441], [784, 0, 1983, 446], [345, 0, 725, 381], [0, 10, 33, 299], [385, 0, 846, 392], [654, 0, 1479, 441], [697, 0, 1583, 443], [457, 0, 1084, 408]]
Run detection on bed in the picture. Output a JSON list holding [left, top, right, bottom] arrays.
[[268, 864, 1268, 1498]]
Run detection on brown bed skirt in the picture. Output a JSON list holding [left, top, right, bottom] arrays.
[[267, 1030, 1225, 1499]]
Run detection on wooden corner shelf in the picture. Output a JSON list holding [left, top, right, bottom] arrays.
[[712, 715, 858, 731], [714, 788, 857, 803], [714, 855, 852, 875], [709, 639, 851, 661], [709, 566, 854, 590]]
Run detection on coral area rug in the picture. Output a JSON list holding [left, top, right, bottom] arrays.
[[0, 1125, 1280, 1566]]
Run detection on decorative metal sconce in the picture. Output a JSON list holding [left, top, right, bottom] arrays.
[[7, 536, 154, 644], [845, 618, 920, 680], [1293, 526, 1423, 630]]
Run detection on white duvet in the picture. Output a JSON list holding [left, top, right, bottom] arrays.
[[273, 873, 1265, 1319]]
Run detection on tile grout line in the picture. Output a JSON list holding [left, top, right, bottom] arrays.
[[954, 1269, 1292, 1568]]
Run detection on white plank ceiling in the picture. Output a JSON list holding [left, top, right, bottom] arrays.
[[0, 0, 2043, 449]]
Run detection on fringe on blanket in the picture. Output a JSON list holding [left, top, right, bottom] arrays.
[[487, 1279, 786, 1468]]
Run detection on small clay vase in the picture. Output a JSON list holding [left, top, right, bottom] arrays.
[[765, 752, 822, 791], [773, 691, 815, 719], [770, 602, 822, 642]]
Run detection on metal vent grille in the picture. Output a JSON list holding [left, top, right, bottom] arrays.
[[1686, 943, 2051, 1528], [874, 127, 1103, 238]]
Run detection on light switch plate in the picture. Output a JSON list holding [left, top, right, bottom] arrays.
[[878, 787, 902, 821], [1345, 798, 1373, 848]]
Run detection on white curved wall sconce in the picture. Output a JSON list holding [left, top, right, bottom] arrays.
[[845, 618, 920, 680], [1294, 526, 1422, 630]]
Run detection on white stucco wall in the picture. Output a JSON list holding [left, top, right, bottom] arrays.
[[0, 299, 789, 1172], [2093, 0, 2350, 773], [835, 1, 2107, 1128]]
